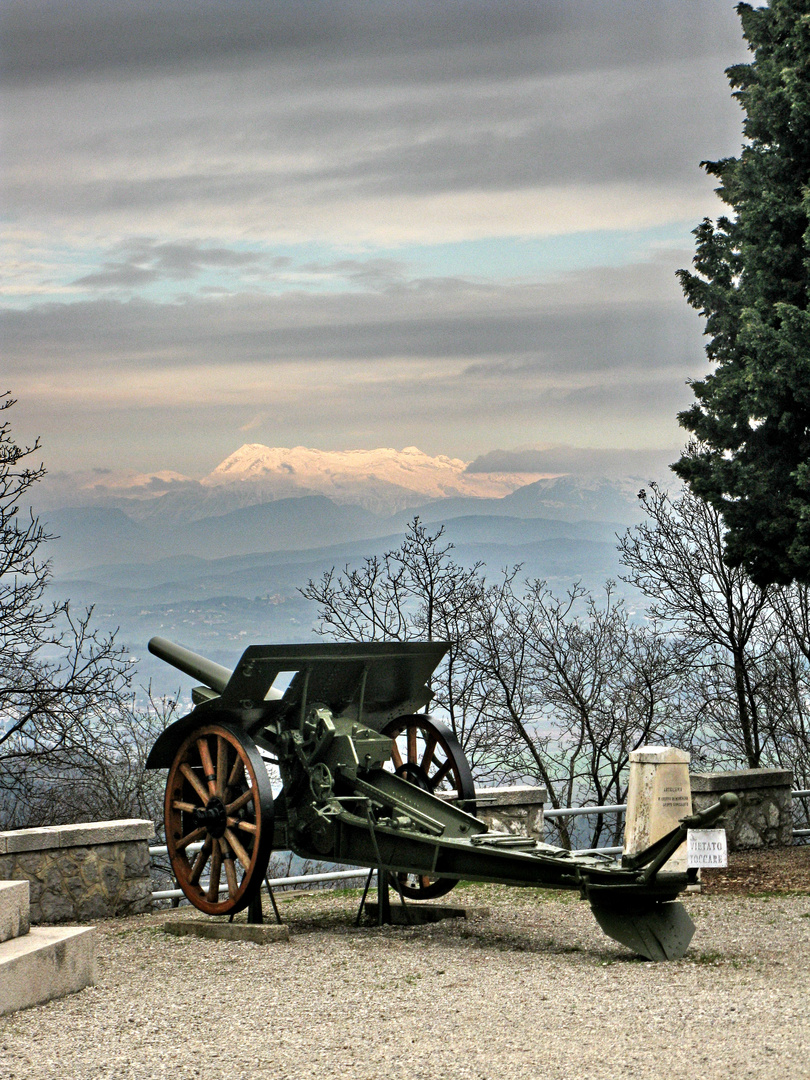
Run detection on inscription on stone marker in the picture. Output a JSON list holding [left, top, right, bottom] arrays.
[[659, 785, 690, 810]]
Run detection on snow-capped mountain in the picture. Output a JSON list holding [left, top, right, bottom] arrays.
[[200, 444, 548, 513]]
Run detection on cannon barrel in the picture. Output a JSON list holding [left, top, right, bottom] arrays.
[[685, 791, 739, 828], [148, 636, 233, 695]]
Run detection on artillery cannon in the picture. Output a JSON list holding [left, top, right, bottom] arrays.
[[146, 636, 736, 961]]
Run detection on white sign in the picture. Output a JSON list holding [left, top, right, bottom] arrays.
[[687, 828, 728, 868]]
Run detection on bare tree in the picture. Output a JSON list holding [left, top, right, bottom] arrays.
[[618, 478, 778, 769], [1, 689, 178, 831], [474, 578, 685, 847], [300, 518, 500, 771], [303, 521, 688, 847], [756, 584, 810, 798], [300, 483, 809, 844], [0, 393, 138, 829]]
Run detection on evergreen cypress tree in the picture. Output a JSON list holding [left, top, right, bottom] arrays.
[[674, 0, 810, 584]]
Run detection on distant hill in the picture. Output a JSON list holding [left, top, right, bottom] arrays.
[[44, 495, 388, 571], [44, 457, 650, 575], [53, 523, 627, 693], [41, 449, 659, 695], [499, 475, 644, 523], [389, 477, 644, 529]]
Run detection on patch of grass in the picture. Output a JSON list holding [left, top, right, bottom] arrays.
[[112, 925, 163, 938], [692, 950, 725, 965], [311, 886, 364, 899], [687, 950, 751, 969], [526, 887, 578, 904], [277, 887, 361, 903], [465, 882, 578, 905], [749, 889, 806, 898]]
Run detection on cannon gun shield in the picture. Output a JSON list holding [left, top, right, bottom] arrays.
[[145, 637, 450, 768]]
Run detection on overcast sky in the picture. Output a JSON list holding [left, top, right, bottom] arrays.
[[2, 0, 751, 487]]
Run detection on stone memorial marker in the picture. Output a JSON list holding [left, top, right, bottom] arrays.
[[624, 746, 692, 873]]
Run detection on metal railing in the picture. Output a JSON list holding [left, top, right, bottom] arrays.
[[149, 788, 810, 900], [150, 864, 375, 902], [794, 789, 810, 839], [544, 803, 627, 819], [545, 802, 626, 857]]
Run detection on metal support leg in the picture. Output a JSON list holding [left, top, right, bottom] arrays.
[[355, 868, 375, 926], [247, 891, 264, 924], [265, 878, 283, 925], [376, 866, 391, 926]]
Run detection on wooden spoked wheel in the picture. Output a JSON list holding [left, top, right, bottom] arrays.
[[164, 722, 274, 916], [382, 714, 476, 901]]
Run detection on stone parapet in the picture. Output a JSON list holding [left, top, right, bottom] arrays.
[[474, 785, 546, 838], [690, 768, 793, 850], [0, 819, 153, 854], [0, 819, 154, 924]]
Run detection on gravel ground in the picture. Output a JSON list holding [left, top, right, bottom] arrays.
[[2, 858, 809, 1080]]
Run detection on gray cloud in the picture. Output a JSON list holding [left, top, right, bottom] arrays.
[[72, 239, 265, 288], [4, 3, 748, 213], [134, 476, 199, 493], [466, 446, 678, 479], [277, 65, 741, 196], [4, 55, 744, 226], [2, 1, 748, 478], [10, 258, 701, 480], [3, 2, 744, 87], [297, 258, 409, 289], [4, 256, 701, 376]]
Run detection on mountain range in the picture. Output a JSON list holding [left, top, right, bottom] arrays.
[[202, 444, 548, 511], [45, 443, 652, 565], [42, 444, 664, 693], [46, 443, 548, 519]]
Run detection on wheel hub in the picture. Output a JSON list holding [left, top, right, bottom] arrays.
[[397, 762, 431, 791], [192, 796, 227, 838]]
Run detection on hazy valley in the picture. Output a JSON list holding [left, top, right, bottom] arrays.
[[42, 445, 660, 694]]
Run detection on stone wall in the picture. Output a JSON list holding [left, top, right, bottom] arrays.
[[0, 820, 154, 924], [690, 768, 793, 850], [474, 785, 547, 838], [471, 772, 796, 852]]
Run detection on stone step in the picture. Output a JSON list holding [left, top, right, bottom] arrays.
[[0, 925, 95, 1016], [0, 881, 30, 944]]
